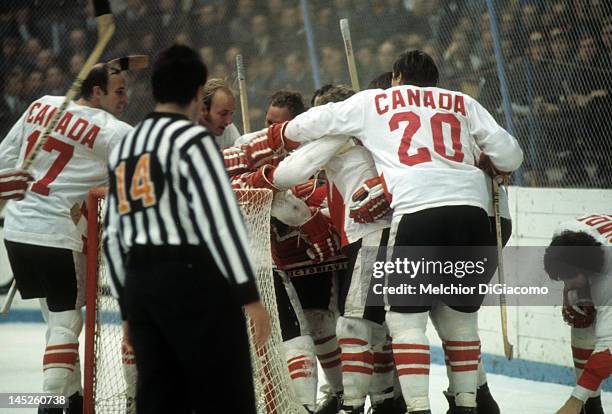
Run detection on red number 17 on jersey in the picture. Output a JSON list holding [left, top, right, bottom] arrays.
[[389, 111, 464, 166]]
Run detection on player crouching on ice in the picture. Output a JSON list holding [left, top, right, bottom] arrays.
[[544, 213, 612, 414]]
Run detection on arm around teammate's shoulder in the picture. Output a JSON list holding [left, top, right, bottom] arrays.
[[467, 97, 523, 173]]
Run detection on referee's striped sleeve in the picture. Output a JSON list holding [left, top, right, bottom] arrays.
[[179, 135, 260, 306], [103, 166, 129, 319]]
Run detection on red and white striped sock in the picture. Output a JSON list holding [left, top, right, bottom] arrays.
[[283, 336, 318, 410], [571, 326, 601, 397], [337, 317, 373, 408], [370, 331, 395, 405], [314, 334, 343, 393], [386, 311, 430, 411], [444, 340, 480, 407]]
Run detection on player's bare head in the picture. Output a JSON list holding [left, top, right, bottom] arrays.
[[199, 78, 235, 136], [152, 44, 208, 119], [544, 231, 604, 286], [392, 50, 439, 88], [368, 72, 393, 90], [311, 84, 334, 107], [81, 63, 128, 117], [266, 90, 305, 127], [313, 84, 355, 106]]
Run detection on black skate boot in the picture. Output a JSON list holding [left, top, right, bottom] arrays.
[[408, 410, 432, 414], [476, 383, 499, 414], [65, 392, 83, 414], [393, 396, 407, 414], [370, 397, 396, 414], [584, 395, 605, 414], [37, 407, 63, 414], [316, 391, 342, 414]]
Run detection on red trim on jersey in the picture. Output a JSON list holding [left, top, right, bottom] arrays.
[[328, 183, 349, 248]]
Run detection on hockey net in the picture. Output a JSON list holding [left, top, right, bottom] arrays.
[[84, 187, 305, 414]]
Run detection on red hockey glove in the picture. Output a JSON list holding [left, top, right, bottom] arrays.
[[0, 168, 33, 200], [223, 146, 249, 176], [290, 179, 327, 208], [231, 165, 279, 193], [562, 288, 596, 328], [267, 122, 300, 152], [349, 177, 391, 223], [300, 209, 340, 263]]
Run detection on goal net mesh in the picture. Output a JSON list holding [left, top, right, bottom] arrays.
[[84, 187, 304, 414]]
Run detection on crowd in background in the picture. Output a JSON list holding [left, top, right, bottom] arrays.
[[0, 0, 610, 187]]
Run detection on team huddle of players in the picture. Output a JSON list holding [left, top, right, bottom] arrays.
[[0, 44, 610, 414]]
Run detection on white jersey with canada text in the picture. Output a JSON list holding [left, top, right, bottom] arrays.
[[285, 86, 523, 215], [0, 95, 132, 251], [555, 214, 612, 351], [274, 136, 390, 247]]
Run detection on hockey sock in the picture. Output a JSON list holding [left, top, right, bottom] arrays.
[[304, 309, 343, 394], [44, 309, 82, 396], [283, 335, 318, 411], [571, 326, 602, 398], [337, 316, 373, 408], [369, 323, 395, 406], [386, 311, 430, 412], [433, 306, 480, 408], [122, 341, 137, 405]]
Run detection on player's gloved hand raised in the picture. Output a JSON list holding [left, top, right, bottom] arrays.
[[349, 176, 391, 223], [0, 168, 33, 200], [562, 288, 596, 328], [300, 208, 340, 263]]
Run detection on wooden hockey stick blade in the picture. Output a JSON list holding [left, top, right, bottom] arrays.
[[0, 279, 17, 316], [107, 55, 149, 74]]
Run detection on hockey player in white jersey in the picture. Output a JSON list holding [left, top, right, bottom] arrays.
[[199, 78, 241, 149], [0, 63, 132, 413], [264, 50, 523, 414], [270, 84, 396, 414], [544, 213, 612, 414]]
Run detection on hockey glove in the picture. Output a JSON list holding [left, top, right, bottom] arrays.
[[300, 208, 340, 263], [231, 165, 279, 193], [290, 179, 328, 208], [267, 122, 301, 152], [349, 177, 391, 223], [562, 288, 596, 328], [0, 168, 33, 200], [478, 153, 510, 184]]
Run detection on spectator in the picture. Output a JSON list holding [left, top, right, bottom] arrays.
[[250, 14, 272, 57], [229, 0, 255, 45], [0, 69, 26, 137], [277, 7, 305, 56], [192, 4, 229, 50], [68, 29, 88, 56], [35, 49, 54, 72], [45, 65, 66, 95], [23, 70, 44, 102], [199, 46, 216, 68], [69, 53, 85, 78], [602, 16, 612, 64], [320, 46, 347, 85], [376, 40, 396, 73], [279, 52, 311, 93]]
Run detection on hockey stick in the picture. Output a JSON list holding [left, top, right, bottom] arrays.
[[0, 278, 17, 316], [236, 54, 251, 134], [493, 177, 513, 360], [107, 54, 149, 74], [340, 19, 360, 92], [0, 0, 115, 315]]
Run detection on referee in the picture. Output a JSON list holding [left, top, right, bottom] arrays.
[[103, 45, 270, 414]]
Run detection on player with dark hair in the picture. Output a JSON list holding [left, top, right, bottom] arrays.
[[104, 44, 270, 414], [264, 50, 523, 413], [544, 214, 611, 414], [0, 62, 132, 413], [367, 72, 393, 90], [266, 90, 306, 126]]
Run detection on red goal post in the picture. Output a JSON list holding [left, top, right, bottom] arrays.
[[83, 187, 305, 414]]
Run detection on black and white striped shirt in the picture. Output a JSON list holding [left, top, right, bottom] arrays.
[[103, 112, 259, 312]]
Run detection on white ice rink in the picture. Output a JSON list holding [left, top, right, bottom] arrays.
[[1, 322, 611, 414]]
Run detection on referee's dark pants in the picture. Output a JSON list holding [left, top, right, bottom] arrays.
[[124, 247, 256, 414]]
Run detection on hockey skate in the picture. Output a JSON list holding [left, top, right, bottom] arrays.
[[584, 395, 605, 414], [316, 389, 342, 414], [475, 383, 499, 414], [369, 397, 396, 414], [339, 404, 365, 414], [65, 392, 83, 414]]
